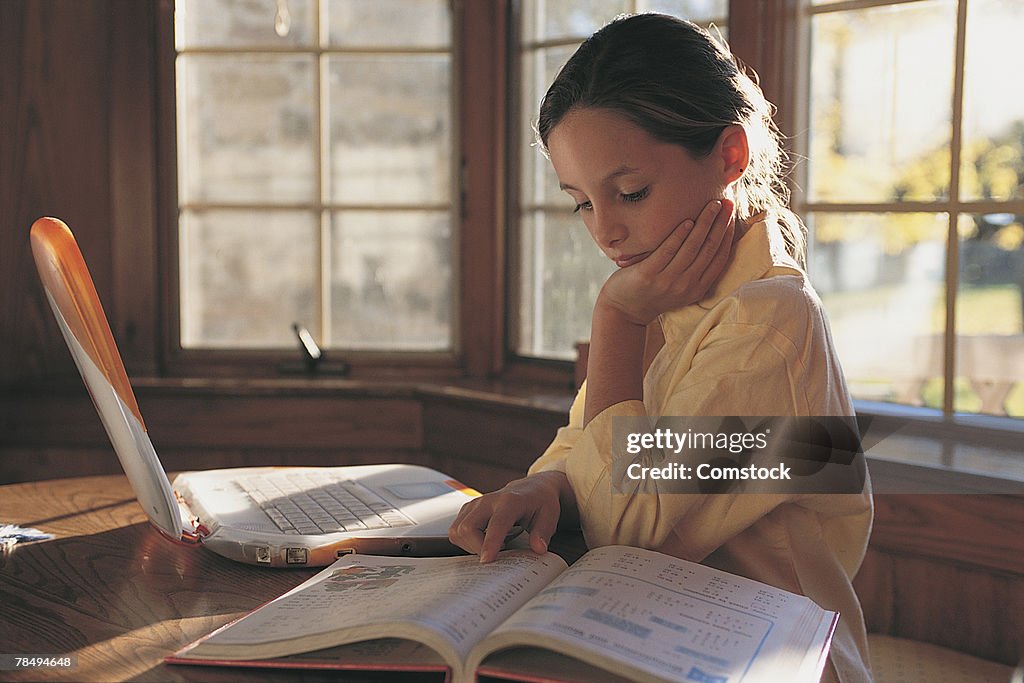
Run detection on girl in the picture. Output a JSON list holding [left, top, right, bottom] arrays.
[[449, 13, 873, 683]]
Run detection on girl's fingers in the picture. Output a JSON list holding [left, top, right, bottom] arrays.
[[697, 217, 735, 289], [449, 474, 565, 562], [525, 501, 560, 555], [693, 203, 735, 282], [664, 198, 729, 276], [634, 198, 730, 276], [448, 501, 488, 555], [479, 506, 521, 563], [640, 218, 693, 273]]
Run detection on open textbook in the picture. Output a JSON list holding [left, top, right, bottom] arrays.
[[168, 545, 837, 683]]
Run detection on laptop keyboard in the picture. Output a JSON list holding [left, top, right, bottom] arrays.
[[238, 472, 414, 535]]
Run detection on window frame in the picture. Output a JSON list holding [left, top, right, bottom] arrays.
[[154, 0, 514, 380], [745, 0, 1024, 438], [788, 0, 1024, 430]]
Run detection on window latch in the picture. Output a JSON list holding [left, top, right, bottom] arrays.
[[281, 322, 350, 377]]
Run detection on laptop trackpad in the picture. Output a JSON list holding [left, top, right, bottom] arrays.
[[384, 482, 455, 499]]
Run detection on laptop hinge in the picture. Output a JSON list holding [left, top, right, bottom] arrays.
[[174, 491, 210, 542]]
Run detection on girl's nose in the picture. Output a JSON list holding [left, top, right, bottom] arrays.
[[590, 208, 628, 249]]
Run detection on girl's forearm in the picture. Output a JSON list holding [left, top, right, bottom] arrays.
[[583, 300, 647, 425]]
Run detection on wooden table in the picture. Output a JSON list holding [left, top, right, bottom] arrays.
[[0, 474, 586, 682]]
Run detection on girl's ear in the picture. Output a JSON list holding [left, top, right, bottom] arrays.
[[717, 125, 749, 185]]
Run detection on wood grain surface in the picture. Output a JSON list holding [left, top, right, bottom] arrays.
[[0, 475, 428, 682]]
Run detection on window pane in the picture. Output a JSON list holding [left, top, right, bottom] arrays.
[[521, 46, 579, 207], [956, 213, 1024, 416], [177, 55, 317, 204], [809, 213, 947, 408], [174, 1, 454, 356], [521, 0, 630, 43], [325, 0, 450, 48], [327, 56, 451, 205], [960, 0, 1024, 202], [181, 210, 319, 348], [516, 211, 615, 359], [808, 1, 956, 203], [329, 211, 452, 350], [175, 0, 315, 49], [636, 0, 727, 23]]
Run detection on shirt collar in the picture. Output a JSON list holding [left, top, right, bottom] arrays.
[[696, 213, 801, 311]]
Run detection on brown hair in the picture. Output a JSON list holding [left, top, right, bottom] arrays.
[[537, 13, 805, 264]]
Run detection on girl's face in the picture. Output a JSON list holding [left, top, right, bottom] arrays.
[[547, 107, 726, 268]]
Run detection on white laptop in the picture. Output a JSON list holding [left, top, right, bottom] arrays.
[[30, 216, 480, 567]]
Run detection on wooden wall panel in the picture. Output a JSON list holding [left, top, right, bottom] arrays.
[[140, 395, 422, 451], [1, 391, 423, 449], [853, 551, 894, 634], [421, 398, 565, 492], [0, 384, 426, 484], [868, 494, 1024, 575], [0, 447, 125, 484], [1, 378, 574, 488], [857, 550, 1024, 666], [109, 0, 160, 375], [1, 0, 117, 383], [854, 494, 1024, 665]]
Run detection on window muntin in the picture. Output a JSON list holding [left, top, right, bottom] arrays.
[[174, 0, 453, 352], [514, 0, 728, 360], [803, 0, 1024, 419]]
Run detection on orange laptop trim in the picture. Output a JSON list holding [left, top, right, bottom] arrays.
[[30, 217, 145, 428]]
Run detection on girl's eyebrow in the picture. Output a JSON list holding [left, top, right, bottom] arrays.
[[559, 165, 642, 192]]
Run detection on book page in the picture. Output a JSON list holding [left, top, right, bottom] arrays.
[[182, 550, 566, 667], [280, 638, 448, 670], [473, 545, 833, 683]]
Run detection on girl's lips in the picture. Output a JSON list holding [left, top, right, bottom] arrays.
[[614, 252, 650, 268]]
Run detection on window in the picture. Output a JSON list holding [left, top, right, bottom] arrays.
[[512, 0, 728, 360], [174, 0, 454, 352], [800, 0, 1024, 419]]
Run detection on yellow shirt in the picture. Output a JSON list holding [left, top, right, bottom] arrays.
[[529, 217, 874, 683]]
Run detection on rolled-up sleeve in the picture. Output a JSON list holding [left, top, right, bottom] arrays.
[[527, 379, 588, 475]]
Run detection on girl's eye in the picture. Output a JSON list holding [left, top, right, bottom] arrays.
[[621, 187, 650, 203], [573, 200, 593, 214]]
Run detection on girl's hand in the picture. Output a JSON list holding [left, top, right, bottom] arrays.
[[598, 198, 736, 326], [448, 471, 575, 563]]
